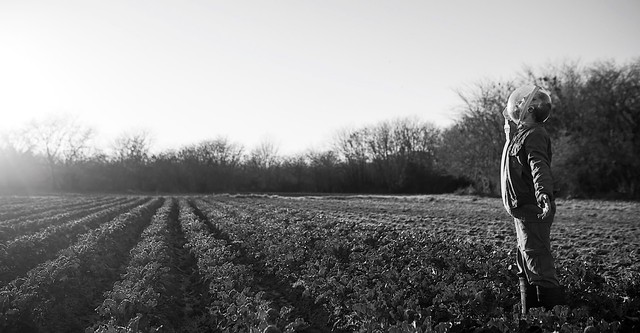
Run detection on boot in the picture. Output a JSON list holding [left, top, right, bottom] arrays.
[[537, 285, 567, 311], [519, 277, 541, 314]]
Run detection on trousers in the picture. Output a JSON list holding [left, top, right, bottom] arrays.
[[511, 204, 560, 288]]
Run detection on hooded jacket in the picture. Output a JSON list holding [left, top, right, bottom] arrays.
[[501, 123, 555, 216]]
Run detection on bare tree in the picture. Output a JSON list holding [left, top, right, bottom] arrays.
[[21, 115, 94, 190], [333, 127, 371, 191], [435, 81, 513, 195], [175, 137, 245, 192], [248, 138, 280, 169], [112, 130, 152, 165], [1, 131, 33, 155], [110, 130, 153, 191], [307, 149, 341, 192], [194, 137, 244, 167]]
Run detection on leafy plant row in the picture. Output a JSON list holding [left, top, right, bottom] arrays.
[[200, 197, 639, 333], [200, 198, 413, 332], [175, 199, 281, 332], [192, 198, 336, 332], [246, 196, 640, 321], [0, 196, 130, 242], [0, 197, 150, 286], [0, 196, 71, 220], [0, 197, 163, 333], [0, 194, 635, 333], [0, 196, 31, 207], [87, 198, 183, 332], [257, 197, 640, 329], [0, 195, 115, 227], [0, 196, 98, 222]]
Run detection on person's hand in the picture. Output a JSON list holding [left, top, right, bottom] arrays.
[[537, 194, 552, 219]]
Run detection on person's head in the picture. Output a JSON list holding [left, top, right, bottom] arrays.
[[505, 85, 552, 125]]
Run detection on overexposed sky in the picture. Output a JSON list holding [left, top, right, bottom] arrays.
[[1, 0, 639, 154]]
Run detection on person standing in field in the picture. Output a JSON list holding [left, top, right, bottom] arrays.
[[500, 85, 566, 314]]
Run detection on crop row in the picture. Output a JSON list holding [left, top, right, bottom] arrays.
[[0, 195, 112, 222], [87, 198, 293, 332], [0, 198, 163, 332], [0, 196, 113, 227], [0, 196, 131, 242], [88, 197, 254, 333], [196, 196, 639, 333], [231, 196, 640, 312], [198, 198, 483, 332], [177, 198, 281, 332], [0, 194, 636, 333], [2, 196, 282, 333], [87, 198, 183, 331], [0, 197, 150, 286], [0, 196, 73, 220]]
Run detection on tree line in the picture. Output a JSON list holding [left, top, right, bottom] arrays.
[[1, 58, 638, 198], [0, 117, 466, 194]]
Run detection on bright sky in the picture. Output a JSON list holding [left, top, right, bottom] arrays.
[[1, 0, 639, 155]]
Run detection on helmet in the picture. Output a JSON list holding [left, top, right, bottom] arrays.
[[504, 85, 552, 124]]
